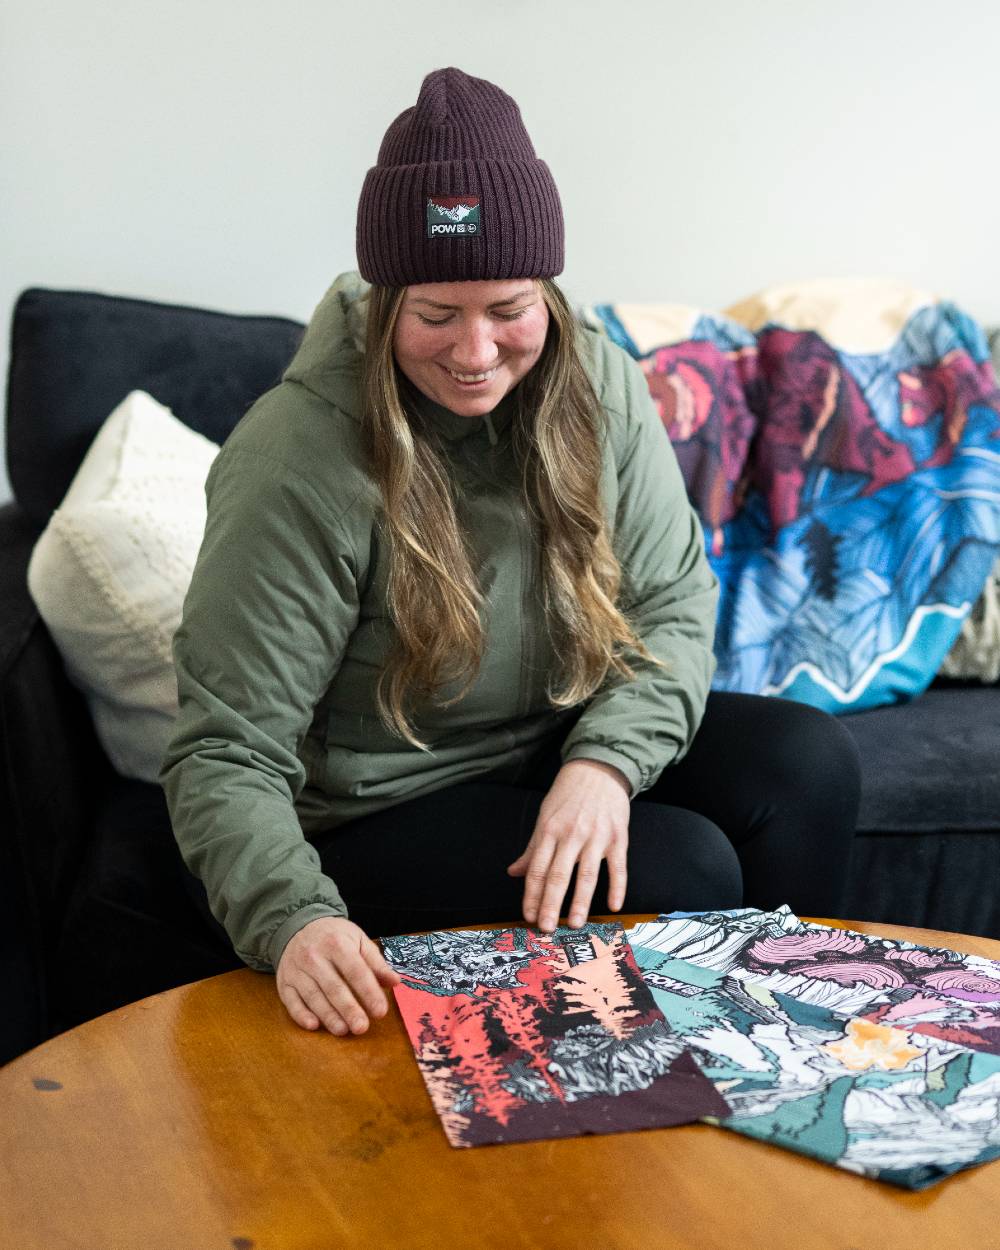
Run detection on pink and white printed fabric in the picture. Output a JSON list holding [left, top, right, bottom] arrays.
[[629, 907, 1000, 1056], [627, 907, 1000, 1188]]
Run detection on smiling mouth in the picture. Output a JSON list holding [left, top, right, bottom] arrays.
[[443, 364, 500, 384]]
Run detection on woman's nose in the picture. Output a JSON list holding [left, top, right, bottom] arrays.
[[450, 319, 500, 371]]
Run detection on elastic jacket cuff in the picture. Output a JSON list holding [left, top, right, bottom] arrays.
[[559, 743, 642, 797], [266, 901, 350, 972]]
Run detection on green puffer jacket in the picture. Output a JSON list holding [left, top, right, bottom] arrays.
[[160, 272, 719, 971]]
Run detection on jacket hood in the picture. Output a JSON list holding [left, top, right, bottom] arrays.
[[282, 271, 370, 416]]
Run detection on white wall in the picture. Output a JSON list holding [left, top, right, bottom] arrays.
[[4, 0, 999, 504]]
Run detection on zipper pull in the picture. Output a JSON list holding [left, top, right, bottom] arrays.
[[483, 411, 499, 447]]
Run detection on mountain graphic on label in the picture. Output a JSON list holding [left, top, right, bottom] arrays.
[[427, 196, 480, 222]]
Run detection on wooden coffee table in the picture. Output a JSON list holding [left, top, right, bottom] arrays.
[[2, 918, 999, 1250]]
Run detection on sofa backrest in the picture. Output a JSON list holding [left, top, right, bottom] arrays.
[[5, 288, 305, 525]]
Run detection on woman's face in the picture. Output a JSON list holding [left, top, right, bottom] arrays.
[[393, 279, 550, 416]]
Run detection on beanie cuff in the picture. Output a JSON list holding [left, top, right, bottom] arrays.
[[356, 157, 564, 287]]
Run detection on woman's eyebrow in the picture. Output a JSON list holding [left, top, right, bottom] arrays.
[[409, 288, 536, 311]]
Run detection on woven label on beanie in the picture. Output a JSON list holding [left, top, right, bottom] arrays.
[[426, 194, 481, 239]]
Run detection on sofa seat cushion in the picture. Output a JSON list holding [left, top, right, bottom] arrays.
[[843, 687, 1000, 833], [52, 778, 239, 1031], [843, 831, 1000, 939]]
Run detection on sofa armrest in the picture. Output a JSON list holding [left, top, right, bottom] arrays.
[[0, 502, 113, 1053], [0, 505, 39, 679]]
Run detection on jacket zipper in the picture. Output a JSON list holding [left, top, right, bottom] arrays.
[[476, 414, 531, 718], [515, 493, 534, 718]]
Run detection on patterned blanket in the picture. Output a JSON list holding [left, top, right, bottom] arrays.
[[583, 280, 1000, 712]]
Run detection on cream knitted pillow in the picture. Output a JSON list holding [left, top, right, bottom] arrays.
[[27, 391, 219, 781]]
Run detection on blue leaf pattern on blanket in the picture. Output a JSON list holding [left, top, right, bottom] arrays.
[[587, 298, 1000, 712]]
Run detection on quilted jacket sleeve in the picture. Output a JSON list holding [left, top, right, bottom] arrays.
[[160, 442, 360, 972], [559, 344, 719, 794]]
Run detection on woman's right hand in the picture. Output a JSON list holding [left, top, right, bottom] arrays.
[[276, 916, 401, 1036]]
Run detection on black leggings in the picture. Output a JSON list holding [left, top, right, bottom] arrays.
[[313, 692, 861, 938]]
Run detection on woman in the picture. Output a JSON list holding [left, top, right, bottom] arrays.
[[162, 68, 860, 1040]]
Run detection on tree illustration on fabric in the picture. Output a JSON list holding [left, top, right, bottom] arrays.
[[384, 923, 727, 1146], [559, 935, 642, 1040], [802, 519, 841, 601]]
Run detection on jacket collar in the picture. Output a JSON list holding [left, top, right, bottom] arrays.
[[411, 385, 519, 445]]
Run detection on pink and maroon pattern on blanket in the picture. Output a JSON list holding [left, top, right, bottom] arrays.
[[588, 295, 1000, 712]]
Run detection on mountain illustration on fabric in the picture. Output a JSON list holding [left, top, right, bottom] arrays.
[[428, 197, 479, 222]]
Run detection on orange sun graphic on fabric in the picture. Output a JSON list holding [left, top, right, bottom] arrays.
[[823, 1018, 923, 1072]]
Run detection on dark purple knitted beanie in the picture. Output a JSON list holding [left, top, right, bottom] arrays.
[[356, 67, 564, 286]]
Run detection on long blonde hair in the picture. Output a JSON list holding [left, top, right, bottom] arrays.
[[362, 278, 661, 747]]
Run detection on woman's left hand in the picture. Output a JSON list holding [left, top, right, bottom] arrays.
[[507, 758, 631, 932]]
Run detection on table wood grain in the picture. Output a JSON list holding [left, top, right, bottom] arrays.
[[2, 919, 999, 1250]]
